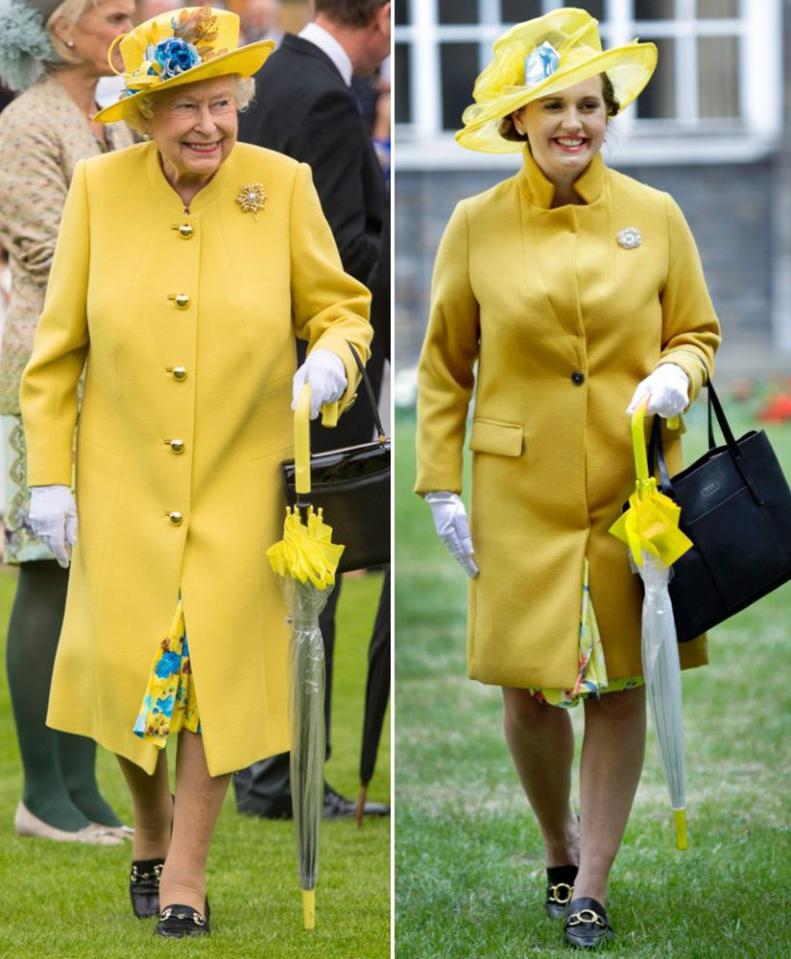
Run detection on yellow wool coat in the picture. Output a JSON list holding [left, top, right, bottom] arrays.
[[416, 150, 720, 690], [20, 141, 372, 776]]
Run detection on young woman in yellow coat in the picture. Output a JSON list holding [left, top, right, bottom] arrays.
[[20, 5, 372, 938], [415, 10, 720, 950]]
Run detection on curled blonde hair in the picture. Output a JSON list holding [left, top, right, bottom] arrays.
[[46, 0, 101, 66], [123, 75, 255, 133]]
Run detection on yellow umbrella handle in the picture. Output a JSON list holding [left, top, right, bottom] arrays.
[[630, 399, 650, 485], [631, 401, 682, 489], [295, 383, 311, 495], [321, 401, 339, 427]]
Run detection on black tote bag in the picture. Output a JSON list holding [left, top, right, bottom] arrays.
[[649, 381, 791, 642], [282, 344, 390, 573]]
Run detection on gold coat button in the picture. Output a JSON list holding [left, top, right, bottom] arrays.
[[169, 439, 185, 455], [174, 293, 190, 309], [178, 224, 193, 239], [172, 366, 187, 381], [168, 511, 183, 526]]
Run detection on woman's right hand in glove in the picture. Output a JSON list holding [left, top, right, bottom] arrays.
[[28, 485, 77, 568], [425, 491, 479, 578]]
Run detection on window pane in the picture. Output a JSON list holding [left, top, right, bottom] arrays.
[[559, 0, 604, 18], [440, 43, 479, 131], [636, 37, 675, 118], [439, 0, 477, 24], [698, 36, 740, 117], [634, 0, 673, 18], [697, 0, 738, 16], [500, 0, 542, 22], [394, 44, 411, 124], [395, 0, 408, 27]]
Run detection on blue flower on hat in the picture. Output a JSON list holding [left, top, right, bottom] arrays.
[[153, 36, 201, 81], [524, 41, 559, 87]]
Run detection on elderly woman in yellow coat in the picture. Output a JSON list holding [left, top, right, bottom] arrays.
[[416, 10, 719, 951], [20, 4, 371, 939]]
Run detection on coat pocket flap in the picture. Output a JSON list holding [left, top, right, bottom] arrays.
[[469, 418, 524, 457]]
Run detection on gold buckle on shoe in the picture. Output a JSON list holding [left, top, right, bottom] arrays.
[[567, 908, 606, 928], [548, 882, 574, 904], [159, 907, 205, 926]]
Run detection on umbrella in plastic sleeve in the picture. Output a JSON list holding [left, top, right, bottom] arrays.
[[609, 400, 694, 850], [266, 384, 343, 929]]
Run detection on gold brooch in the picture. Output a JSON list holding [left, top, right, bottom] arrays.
[[236, 183, 266, 218]]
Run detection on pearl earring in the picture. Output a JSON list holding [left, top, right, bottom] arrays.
[[66, 39, 75, 48]]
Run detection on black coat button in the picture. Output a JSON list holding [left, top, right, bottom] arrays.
[[571, 371, 585, 385]]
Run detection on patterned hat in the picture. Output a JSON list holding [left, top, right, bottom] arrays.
[[94, 3, 273, 124], [0, 0, 63, 91], [456, 7, 657, 154]]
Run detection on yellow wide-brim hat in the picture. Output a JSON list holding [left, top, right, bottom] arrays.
[[94, 3, 273, 124], [456, 7, 657, 154]]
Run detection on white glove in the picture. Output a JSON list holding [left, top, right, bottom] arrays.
[[28, 485, 77, 569], [425, 491, 479, 578], [627, 363, 689, 418], [292, 349, 347, 420]]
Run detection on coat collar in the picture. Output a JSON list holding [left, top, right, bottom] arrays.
[[145, 140, 233, 214], [519, 147, 605, 209]]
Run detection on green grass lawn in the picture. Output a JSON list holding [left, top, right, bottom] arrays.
[[395, 396, 791, 958], [0, 570, 390, 959]]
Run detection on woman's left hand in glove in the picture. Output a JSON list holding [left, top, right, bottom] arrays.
[[292, 349, 347, 419], [27, 484, 78, 568], [627, 363, 690, 418]]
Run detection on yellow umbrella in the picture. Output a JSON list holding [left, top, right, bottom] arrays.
[[610, 402, 693, 850], [266, 385, 344, 929]]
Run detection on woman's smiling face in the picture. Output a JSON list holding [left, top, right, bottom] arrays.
[[515, 75, 607, 183], [147, 76, 238, 185]]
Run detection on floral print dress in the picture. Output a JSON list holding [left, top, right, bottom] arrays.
[[530, 560, 643, 707], [133, 600, 201, 746]]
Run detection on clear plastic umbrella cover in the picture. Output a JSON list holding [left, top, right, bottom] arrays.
[[285, 577, 335, 909], [639, 552, 688, 849], [609, 402, 693, 850], [266, 384, 344, 930]]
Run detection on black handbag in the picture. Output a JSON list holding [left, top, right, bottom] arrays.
[[282, 343, 390, 573], [649, 381, 791, 642]]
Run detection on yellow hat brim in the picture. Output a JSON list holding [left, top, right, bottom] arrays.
[[94, 39, 274, 124], [456, 41, 657, 154]]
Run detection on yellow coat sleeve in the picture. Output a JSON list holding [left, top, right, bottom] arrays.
[[19, 159, 90, 487], [289, 162, 372, 412], [415, 201, 480, 495], [657, 194, 721, 401]]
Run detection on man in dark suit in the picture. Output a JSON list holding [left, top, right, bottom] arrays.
[[234, 0, 390, 820]]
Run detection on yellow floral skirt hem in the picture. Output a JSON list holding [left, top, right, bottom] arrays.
[[133, 598, 201, 746], [530, 560, 643, 708]]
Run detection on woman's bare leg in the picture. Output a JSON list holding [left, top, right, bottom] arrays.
[[574, 686, 646, 904], [158, 730, 230, 914], [502, 687, 579, 867], [116, 750, 171, 860]]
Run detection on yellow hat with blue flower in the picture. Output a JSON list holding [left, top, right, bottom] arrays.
[[457, 7, 657, 154], [94, 3, 273, 124]]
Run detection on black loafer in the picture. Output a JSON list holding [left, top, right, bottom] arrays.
[[155, 899, 210, 938], [564, 897, 614, 949], [545, 864, 577, 919], [129, 858, 164, 919]]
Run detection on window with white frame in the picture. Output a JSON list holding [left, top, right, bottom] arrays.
[[394, 0, 781, 161]]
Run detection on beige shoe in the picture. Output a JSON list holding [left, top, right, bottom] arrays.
[[91, 823, 134, 841], [14, 802, 123, 845]]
